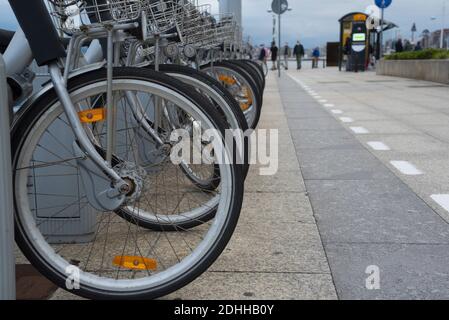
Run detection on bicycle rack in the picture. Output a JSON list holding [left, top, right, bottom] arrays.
[[0, 53, 16, 300]]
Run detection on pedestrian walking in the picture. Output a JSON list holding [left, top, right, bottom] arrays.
[[395, 38, 404, 53], [312, 47, 320, 69], [258, 44, 267, 66], [282, 42, 291, 70], [270, 41, 278, 70], [293, 40, 305, 70]]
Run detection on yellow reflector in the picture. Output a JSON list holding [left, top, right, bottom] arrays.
[[240, 87, 253, 111], [113, 256, 157, 271], [218, 75, 237, 85], [78, 108, 106, 123]]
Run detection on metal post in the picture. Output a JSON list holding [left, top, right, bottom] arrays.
[[0, 53, 16, 300], [380, 7, 384, 57], [278, 4, 281, 78], [441, 0, 447, 49], [106, 30, 116, 165]]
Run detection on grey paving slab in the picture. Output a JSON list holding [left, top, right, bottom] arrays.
[[291, 129, 363, 150], [281, 107, 330, 119], [401, 113, 449, 127], [325, 243, 449, 300], [287, 117, 346, 131], [211, 221, 330, 274], [245, 162, 306, 193], [306, 179, 449, 244], [164, 272, 338, 300], [421, 126, 449, 144], [237, 192, 316, 224], [298, 149, 396, 181]]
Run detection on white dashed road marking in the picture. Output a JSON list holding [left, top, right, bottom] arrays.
[[390, 161, 423, 176], [324, 104, 335, 108], [367, 141, 391, 151], [350, 127, 369, 134], [340, 117, 354, 123], [331, 110, 343, 114], [431, 195, 449, 213]]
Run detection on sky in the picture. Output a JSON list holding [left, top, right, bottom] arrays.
[[0, 0, 446, 48], [198, 0, 446, 48]]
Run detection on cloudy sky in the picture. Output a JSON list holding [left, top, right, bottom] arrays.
[[0, 0, 445, 48], [199, 0, 445, 48]]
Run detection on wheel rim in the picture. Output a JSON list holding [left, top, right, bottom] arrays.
[[202, 66, 259, 129], [14, 78, 236, 293]]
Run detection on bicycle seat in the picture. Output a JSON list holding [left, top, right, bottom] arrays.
[[0, 28, 75, 55], [0, 28, 15, 54]]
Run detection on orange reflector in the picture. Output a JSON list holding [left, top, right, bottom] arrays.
[[113, 256, 157, 271], [240, 87, 253, 111], [78, 108, 106, 123], [218, 75, 236, 85]]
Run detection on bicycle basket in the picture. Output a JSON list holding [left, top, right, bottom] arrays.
[[48, 0, 142, 33]]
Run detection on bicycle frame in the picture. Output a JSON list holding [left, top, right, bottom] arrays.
[[6, 0, 130, 211]]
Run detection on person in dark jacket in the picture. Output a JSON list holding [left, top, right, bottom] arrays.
[[312, 47, 320, 69], [270, 41, 278, 70], [293, 40, 305, 70], [258, 44, 268, 71], [395, 38, 404, 52]]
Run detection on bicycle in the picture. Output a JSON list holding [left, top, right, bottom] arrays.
[[6, 0, 245, 299]]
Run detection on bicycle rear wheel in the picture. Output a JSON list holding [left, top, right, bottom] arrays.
[[153, 64, 250, 179], [201, 62, 262, 129]]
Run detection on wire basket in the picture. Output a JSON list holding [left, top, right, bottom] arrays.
[[142, 0, 186, 34], [212, 14, 237, 46], [174, 3, 217, 47], [48, 0, 143, 33]]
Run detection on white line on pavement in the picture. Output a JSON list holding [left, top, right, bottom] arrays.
[[350, 127, 370, 134], [340, 117, 354, 123], [319, 99, 328, 103], [331, 110, 343, 114], [390, 161, 424, 176], [324, 104, 335, 108], [431, 195, 449, 213], [367, 141, 391, 151]]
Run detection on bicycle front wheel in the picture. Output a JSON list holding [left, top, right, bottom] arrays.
[[12, 67, 244, 299]]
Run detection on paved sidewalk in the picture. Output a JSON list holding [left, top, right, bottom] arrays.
[[48, 73, 337, 300], [281, 67, 449, 299]]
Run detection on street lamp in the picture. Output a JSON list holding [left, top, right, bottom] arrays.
[[432, 1, 448, 49], [442, 0, 447, 49], [267, 10, 276, 43]]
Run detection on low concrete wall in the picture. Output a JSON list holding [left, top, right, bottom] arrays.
[[377, 59, 449, 84]]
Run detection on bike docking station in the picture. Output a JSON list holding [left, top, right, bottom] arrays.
[[0, 53, 16, 300]]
